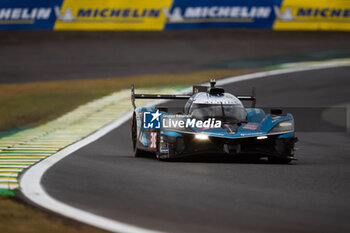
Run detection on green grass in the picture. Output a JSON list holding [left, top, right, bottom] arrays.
[[0, 196, 108, 233], [0, 189, 15, 196]]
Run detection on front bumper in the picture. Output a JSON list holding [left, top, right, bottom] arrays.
[[159, 132, 297, 158]]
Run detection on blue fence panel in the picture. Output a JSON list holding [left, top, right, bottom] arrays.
[[164, 0, 283, 29], [0, 0, 63, 30]]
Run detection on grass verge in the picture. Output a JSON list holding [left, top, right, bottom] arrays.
[[0, 196, 108, 233]]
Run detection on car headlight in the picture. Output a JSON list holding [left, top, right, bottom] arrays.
[[195, 134, 209, 140], [269, 120, 294, 133]]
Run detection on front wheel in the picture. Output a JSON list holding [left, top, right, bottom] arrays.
[[269, 138, 296, 164]]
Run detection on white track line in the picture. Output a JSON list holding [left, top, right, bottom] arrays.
[[0, 178, 17, 182], [0, 173, 19, 177], [0, 157, 46, 159], [20, 62, 350, 233], [0, 184, 18, 189], [1, 165, 29, 168], [0, 169, 23, 172]]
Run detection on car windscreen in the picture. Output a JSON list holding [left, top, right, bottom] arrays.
[[190, 103, 247, 123]]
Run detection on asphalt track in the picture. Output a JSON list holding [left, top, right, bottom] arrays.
[[1, 30, 350, 83], [42, 66, 350, 233]]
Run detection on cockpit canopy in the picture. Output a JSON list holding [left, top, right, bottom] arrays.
[[184, 92, 247, 123], [190, 103, 247, 123]]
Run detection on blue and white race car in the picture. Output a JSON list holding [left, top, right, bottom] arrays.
[[131, 80, 297, 163]]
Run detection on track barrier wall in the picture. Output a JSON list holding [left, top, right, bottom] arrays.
[[0, 0, 349, 30]]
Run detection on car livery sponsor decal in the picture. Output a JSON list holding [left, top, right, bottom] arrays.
[[164, 0, 282, 29], [54, 0, 172, 30], [242, 123, 258, 130], [1, 0, 348, 31], [273, 0, 350, 31], [160, 147, 169, 153], [150, 132, 157, 149], [0, 0, 63, 30]]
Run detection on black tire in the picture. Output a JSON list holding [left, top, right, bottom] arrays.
[[269, 138, 295, 164], [134, 147, 142, 157], [132, 115, 142, 157]]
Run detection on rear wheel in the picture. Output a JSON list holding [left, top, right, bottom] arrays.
[[132, 115, 142, 157], [134, 147, 142, 157]]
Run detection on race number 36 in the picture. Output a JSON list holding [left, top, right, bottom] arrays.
[[150, 132, 157, 149]]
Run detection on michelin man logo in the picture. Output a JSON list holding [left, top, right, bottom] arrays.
[[163, 7, 183, 22], [143, 110, 161, 129], [274, 6, 294, 21], [55, 6, 74, 22]]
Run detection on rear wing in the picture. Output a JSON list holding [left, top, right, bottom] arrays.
[[237, 87, 256, 108], [131, 84, 256, 108], [131, 85, 191, 108]]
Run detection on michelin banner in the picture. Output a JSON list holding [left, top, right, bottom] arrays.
[[273, 0, 350, 30], [0, 0, 349, 30], [54, 0, 172, 30], [164, 0, 280, 29], [0, 0, 63, 30]]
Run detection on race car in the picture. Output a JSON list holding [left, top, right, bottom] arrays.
[[131, 80, 297, 163]]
